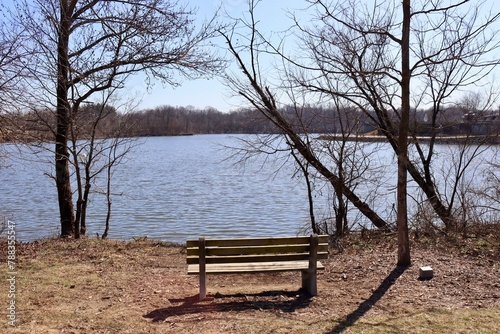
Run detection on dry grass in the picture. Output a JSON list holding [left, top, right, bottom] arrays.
[[1, 234, 499, 333]]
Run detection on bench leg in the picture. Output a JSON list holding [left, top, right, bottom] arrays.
[[301, 269, 317, 296], [199, 271, 206, 300], [303, 234, 319, 296], [198, 237, 207, 300]]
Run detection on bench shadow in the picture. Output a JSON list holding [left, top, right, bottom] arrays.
[[328, 265, 408, 334], [144, 289, 312, 322]]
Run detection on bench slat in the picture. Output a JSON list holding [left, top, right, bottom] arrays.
[[187, 260, 325, 275], [187, 251, 329, 264], [186, 235, 329, 248], [186, 243, 329, 257], [187, 252, 329, 264]]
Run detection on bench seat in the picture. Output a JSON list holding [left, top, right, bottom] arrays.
[[188, 260, 325, 274]]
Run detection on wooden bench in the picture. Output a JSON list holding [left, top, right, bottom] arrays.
[[186, 234, 329, 300]]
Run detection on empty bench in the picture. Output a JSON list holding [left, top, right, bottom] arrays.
[[186, 234, 329, 300]]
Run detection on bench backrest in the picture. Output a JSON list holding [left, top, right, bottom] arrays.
[[186, 235, 329, 265]]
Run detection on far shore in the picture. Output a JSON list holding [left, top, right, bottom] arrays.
[[317, 133, 500, 144]]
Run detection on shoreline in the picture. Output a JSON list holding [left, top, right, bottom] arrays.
[[317, 134, 500, 144]]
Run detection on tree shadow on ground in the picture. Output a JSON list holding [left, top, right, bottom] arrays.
[[144, 289, 312, 322], [329, 265, 408, 334]]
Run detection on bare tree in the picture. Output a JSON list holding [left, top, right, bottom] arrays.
[[479, 160, 500, 221], [68, 92, 138, 240], [289, 0, 499, 264], [288, 103, 386, 237], [5, 0, 224, 237], [68, 92, 138, 239], [0, 18, 26, 146], [220, 1, 390, 234], [101, 134, 134, 240], [221, 0, 499, 265]]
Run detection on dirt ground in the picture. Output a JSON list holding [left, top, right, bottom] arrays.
[[2, 232, 499, 333]]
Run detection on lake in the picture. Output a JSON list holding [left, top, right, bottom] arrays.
[[1, 135, 326, 243], [1, 134, 497, 243]]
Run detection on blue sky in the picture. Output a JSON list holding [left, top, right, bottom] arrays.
[[130, 0, 500, 112], [1, 0, 301, 112], [127, 0, 306, 112], [2, 0, 499, 112]]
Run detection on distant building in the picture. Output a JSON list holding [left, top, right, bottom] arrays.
[[462, 111, 500, 135]]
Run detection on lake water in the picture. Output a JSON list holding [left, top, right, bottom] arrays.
[[1, 135, 326, 243], [1, 134, 497, 243]]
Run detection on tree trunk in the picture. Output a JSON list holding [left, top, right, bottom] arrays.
[[397, 0, 411, 266], [334, 182, 346, 237], [303, 165, 318, 234], [291, 151, 318, 234], [102, 151, 114, 240], [407, 162, 457, 229], [55, 1, 75, 237], [81, 170, 91, 236], [334, 143, 347, 237], [72, 139, 82, 239]]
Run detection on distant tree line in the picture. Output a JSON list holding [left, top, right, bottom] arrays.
[[2, 102, 498, 142]]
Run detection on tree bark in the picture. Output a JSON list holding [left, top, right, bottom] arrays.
[[292, 151, 318, 234], [55, 1, 75, 237], [397, 0, 411, 266]]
